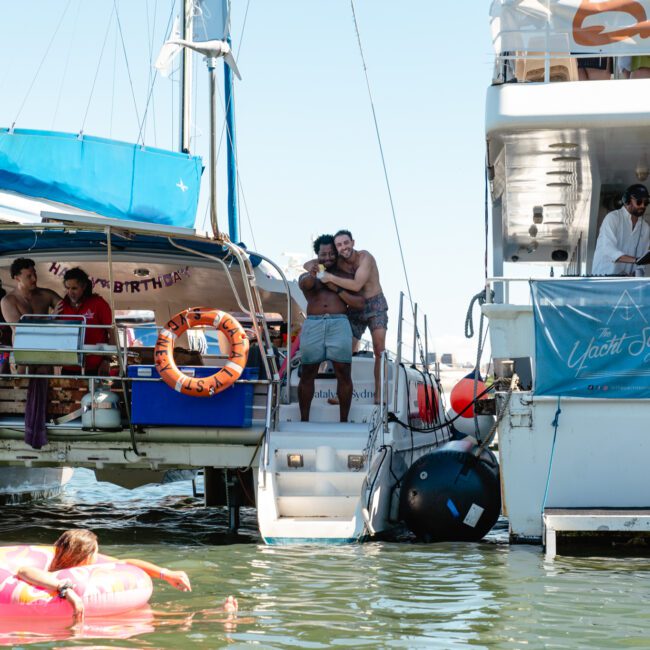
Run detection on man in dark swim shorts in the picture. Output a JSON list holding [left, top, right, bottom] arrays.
[[347, 292, 389, 343]]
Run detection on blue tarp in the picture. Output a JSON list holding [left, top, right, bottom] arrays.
[[0, 227, 262, 267], [531, 279, 650, 398], [0, 129, 202, 228]]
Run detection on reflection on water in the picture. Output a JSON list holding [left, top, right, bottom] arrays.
[[1, 469, 650, 648]]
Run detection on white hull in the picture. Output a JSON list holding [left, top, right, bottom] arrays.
[[0, 467, 73, 504]]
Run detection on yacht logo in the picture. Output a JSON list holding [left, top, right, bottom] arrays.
[[573, 0, 650, 46], [606, 290, 647, 324], [176, 178, 188, 192]]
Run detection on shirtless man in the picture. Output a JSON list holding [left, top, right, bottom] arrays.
[[0, 258, 62, 334], [319, 230, 387, 405], [298, 235, 365, 422]]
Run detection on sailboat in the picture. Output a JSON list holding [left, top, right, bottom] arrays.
[[0, 1, 500, 543]]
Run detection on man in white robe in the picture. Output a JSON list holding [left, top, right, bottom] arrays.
[[592, 184, 650, 276]]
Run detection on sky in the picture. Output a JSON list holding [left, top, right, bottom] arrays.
[[0, 1, 495, 363]]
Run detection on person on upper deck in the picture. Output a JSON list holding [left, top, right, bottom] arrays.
[[59, 267, 115, 375], [318, 230, 387, 405], [0, 258, 62, 331], [298, 234, 365, 422], [592, 184, 650, 276]]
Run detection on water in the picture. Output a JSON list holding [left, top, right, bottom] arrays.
[[2, 470, 650, 648]]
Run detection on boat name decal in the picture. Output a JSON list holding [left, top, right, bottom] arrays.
[[573, 0, 650, 47]]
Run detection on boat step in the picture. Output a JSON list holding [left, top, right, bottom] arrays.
[[259, 515, 362, 544], [275, 420, 371, 435], [278, 403, 378, 424], [276, 471, 365, 497], [544, 508, 650, 559], [273, 447, 366, 472], [277, 495, 359, 518]]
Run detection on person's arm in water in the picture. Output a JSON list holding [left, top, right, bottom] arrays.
[[109, 557, 191, 591], [16, 566, 84, 620]]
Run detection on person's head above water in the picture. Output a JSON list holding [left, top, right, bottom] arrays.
[[49, 529, 99, 571]]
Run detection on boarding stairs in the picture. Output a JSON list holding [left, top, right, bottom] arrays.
[[257, 371, 383, 544], [544, 508, 650, 559]]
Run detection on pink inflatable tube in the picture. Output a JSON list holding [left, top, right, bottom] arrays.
[[0, 545, 153, 618]]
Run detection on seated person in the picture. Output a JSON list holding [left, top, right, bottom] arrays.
[[630, 55, 650, 79], [59, 267, 115, 375], [0, 257, 62, 375], [576, 56, 610, 81], [0, 257, 62, 332]]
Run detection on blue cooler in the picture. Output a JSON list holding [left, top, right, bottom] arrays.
[[128, 365, 258, 427]]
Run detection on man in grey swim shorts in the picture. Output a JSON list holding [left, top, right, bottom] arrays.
[[319, 230, 387, 404], [298, 235, 365, 422]]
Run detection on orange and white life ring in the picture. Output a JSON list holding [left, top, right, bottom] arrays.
[[154, 307, 249, 398]]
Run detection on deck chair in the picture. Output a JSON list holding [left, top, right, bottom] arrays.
[[515, 51, 579, 82]]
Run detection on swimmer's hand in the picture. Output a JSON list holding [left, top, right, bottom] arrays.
[[161, 569, 192, 592], [65, 588, 84, 622]]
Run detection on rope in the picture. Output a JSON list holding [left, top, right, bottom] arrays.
[[51, 0, 82, 129], [12, 0, 74, 129], [475, 374, 517, 455], [349, 1, 416, 323], [81, 7, 116, 134], [113, 0, 142, 133], [465, 289, 492, 340], [136, 1, 176, 146], [541, 396, 562, 514]]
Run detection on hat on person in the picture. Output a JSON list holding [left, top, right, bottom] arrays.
[[623, 184, 650, 203]]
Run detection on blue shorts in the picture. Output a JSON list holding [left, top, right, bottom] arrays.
[[300, 315, 353, 365]]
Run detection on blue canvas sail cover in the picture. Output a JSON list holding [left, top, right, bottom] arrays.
[[531, 279, 650, 398], [0, 129, 202, 228]]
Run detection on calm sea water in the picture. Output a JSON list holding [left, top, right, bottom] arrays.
[[2, 469, 650, 648]]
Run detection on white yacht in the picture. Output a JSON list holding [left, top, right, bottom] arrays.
[[485, 1, 650, 557]]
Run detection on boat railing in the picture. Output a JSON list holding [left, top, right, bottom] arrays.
[[485, 274, 650, 306], [492, 52, 650, 85], [0, 319, 274, 438]]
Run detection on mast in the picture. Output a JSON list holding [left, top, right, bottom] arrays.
[[224, 33, 240, 243], [179, 0, 193, 153]]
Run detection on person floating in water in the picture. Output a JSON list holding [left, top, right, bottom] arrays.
[[15, 529, 191, 621]]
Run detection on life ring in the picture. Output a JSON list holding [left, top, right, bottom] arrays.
[[0, 545, 152, 618], [154, 307, 249, 398]]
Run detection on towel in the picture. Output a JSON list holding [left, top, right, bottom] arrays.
[[24, 378, 48, 449]]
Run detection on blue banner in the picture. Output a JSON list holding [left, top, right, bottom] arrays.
[[532, 279, 650, 398], [0, 129, 202, 228]]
